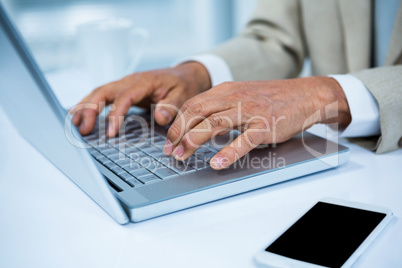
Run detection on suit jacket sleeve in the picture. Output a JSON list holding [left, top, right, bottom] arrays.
[[208, 0, 305, 81], [351, 65, 402, 153]]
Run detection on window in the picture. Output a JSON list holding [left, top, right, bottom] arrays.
[[2, 0, 256, 73]]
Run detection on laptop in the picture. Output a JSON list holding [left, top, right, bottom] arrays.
[[0, 4, 349, 224]]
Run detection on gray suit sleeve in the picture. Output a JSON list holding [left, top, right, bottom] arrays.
[[351, 65, 402, 153], [207, 0, 305, 81]]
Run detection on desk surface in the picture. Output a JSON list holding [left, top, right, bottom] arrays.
[[0, 69, 401, 268]]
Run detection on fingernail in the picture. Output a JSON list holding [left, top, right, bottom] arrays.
[[107, 122, 115, 136], [211, 156, 224, 169], [163, 140, 173, 155], [159, 109, 171, 123], [172, 145, 184, 158]]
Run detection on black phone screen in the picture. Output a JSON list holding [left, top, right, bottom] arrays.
[[265, 202, 386, 268]]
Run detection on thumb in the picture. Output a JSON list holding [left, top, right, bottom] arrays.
[[154, 90, 186, 125]]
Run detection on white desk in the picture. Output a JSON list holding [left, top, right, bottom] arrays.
[[0, 69, 401, 268]]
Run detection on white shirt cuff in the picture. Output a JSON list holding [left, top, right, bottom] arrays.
[[329, 74, 381, 137], [173, 54, 234, 87]]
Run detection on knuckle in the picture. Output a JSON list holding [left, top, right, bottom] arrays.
[[93, 86, 112, 101], [245, 132, 259, 147], [95, 84, 112, 95], [189, 102, 206, 116], [82, 107, 97, 117], [92, 86, 104, 95], [210, 115, 225, 129], [256, 121, 270, 130], [139, 70, 153, 80], [229, 91, 248, 104], [219, 81, 234, 89], [232, 90, 246, 98], [181, 99, 192, 111], [127, 72, 142, 80], [114, 93, 130, 105], [244, 100, 257, 109]]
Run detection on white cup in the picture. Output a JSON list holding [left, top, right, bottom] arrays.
[[77, 18, 149, 87]]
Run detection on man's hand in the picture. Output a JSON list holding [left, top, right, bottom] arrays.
[[70, 62, 211, 136], [163, 77, 351, 170]]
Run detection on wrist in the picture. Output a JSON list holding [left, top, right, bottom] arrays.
[[314, 77, 351, 129], [174, 62, 212, 93]]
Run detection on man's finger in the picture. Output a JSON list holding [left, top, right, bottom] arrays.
[[210, 128, 267, 170], [75, 83, 121, 135], [71, 93, 95, 126], [154, 88, 187, 126], [174, 81, 232, 115], [171, 109, 240, 160], [107, 89, 147, 137], [165, 96, 232, 152], [78, 94, 109, 135]]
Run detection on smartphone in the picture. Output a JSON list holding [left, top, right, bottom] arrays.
[[254, 198, 393, 268]]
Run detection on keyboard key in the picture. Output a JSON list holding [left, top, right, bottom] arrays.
[[96, 156, 112, 164], [122, 140, 141, 149], [196, 152, 216, 162], [136, 156, 157, 167], [151, 152, 169, 159], [90, 138, 108, 148], [137, 174, 161, 184], [126, 138, 147, 147], [195, 147, 216, 154], [154, 168, 178, 179], [87, 147, 99, 154], [120, 133, 136, 140], [127, 151, 147, 161], [154, 139, 166, 145], [134, 142, 149, 149], [90, 151, 103, 159], [152, 143, 165, 150], [94, 153, 106, 160], [139, 154, 155, 161], [100, 147, 120, 156], [120, 162, 142, 170], [148, 136, 165, 144], [157, 157, 172, 166], [188, 158, 209, 170], [107, 153, 127, 162], [115, 159, 136, 167], [107, 138, 121, 147], [126, 167, 152, 178], [126, 178, 143, 187], [167, 159, 194, 174], [123, 147, 141, 155], [104, 161, 119, 170], [142, 147, 161, 155], [125, 124, 141, 132], [142, 161, 164, 172], [106, 136, 119, 144], [119, 172, 135, 181], [132, 129, 145, 135], [126, 136, 146, 143], [111, 167, 126, 175], [87, 139, 100, 147], [83, 134, 98, 141]]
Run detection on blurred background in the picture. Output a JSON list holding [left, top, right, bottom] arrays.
[[1, 0, 257, 74]]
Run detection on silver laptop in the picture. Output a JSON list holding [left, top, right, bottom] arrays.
[[0, 5, 349, 224]]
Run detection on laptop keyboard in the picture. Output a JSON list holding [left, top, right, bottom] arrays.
[[82, 115, 217, 189]]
